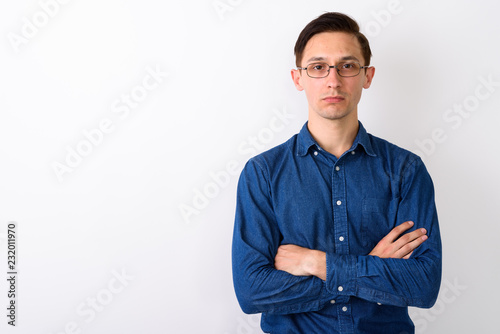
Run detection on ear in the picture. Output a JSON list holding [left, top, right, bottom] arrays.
[[291, 69, 304, 91], [363, 66, 375, 89]]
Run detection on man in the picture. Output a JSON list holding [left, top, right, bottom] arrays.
[[232, 12, 441, 334]]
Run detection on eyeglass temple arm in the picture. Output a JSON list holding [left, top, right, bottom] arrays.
[[297, 65, 370, 70]]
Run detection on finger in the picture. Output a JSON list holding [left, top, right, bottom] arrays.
[[276, 244, 292, 253], [278, 244, 301, 251], [382, 221, 415, 243], [402, 250, 413, 260], [394, 234, 428, 258], [393, 228, 427, 249]]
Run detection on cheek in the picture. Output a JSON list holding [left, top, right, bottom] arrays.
[[304, 81, 322, 97], [304, 86, 321, 104], [348, 82, 364, 99]]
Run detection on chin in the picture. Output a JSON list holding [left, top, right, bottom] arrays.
[[318, 110, 350, 121]]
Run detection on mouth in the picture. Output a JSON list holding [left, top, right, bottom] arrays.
[[323, 95, 345, 103]]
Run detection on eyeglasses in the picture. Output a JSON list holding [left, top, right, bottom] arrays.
[[297, 61, 369, 78]]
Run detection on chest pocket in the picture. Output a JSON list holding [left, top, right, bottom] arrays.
[[361, 197, 399, 249]]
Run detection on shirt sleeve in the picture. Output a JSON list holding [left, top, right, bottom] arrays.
[[325, 157, 442, 308], [232, 159, 335, 315]]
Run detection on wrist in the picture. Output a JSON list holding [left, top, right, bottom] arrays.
[[305, 250, 326, 280]]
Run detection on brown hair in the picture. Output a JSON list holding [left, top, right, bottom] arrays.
[[294, 12, 372, 67]]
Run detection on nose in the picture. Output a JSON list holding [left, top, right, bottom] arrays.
[[326, 67, 342, 88]]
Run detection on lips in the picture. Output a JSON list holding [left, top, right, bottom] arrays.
[[323, 95, 345, 103]]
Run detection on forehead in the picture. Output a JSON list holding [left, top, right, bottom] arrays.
[[302, 31, 363, 64]]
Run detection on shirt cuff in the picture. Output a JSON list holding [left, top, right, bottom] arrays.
[[325, 252, 357, 296]]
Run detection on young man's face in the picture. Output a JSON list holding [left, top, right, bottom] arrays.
[[292, 32, 375, 124]]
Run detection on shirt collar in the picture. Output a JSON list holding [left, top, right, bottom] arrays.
[[296, 121, 377, 157]]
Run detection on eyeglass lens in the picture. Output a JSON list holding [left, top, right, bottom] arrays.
[[306, 62, 361, 78]]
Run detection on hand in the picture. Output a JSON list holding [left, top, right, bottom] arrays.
[[369, 221, 428, 259], [274, 244, 326, 280]]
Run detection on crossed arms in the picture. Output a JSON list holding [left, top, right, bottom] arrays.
[[275, 221, 428, 281], [232, 157, 442, 315]]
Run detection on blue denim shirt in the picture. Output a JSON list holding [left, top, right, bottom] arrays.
[[232, 122, 442, 334]]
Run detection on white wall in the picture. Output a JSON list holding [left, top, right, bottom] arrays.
[[0, 0, 499, 333]]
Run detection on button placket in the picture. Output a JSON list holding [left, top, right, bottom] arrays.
[[337, 302, 354, 332], [332, 161, 349, 254]]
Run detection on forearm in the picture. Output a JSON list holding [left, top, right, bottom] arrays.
[[269, 244, 440, 309], [233, 240, 334, 314], [325, 248, 441, 308], [273, 223, 440, 308], [274, 244, 326, 280]]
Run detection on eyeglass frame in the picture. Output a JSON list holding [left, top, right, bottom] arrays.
[[297, 61, 370, 78]]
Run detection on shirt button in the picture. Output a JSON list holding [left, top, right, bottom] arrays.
[[336, 200, 342, 206], [335, 166, 340, 171], [338, 286, 343, 292], [314, 151, 318, 156], [351, 151, 356, 155], [342, 306, 348, 312], [330, 300, 336, 304], [339, 236, 344, 242], [377, 303, 382, 305]]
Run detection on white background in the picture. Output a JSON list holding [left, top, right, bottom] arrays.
[[0, 0, 499, 333]]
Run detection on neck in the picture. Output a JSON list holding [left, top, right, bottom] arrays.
[[307, 113, 359, 158]]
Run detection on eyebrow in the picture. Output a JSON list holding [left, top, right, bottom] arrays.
[[305, 55, 360, 64]]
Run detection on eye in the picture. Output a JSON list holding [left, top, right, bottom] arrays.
[[340, 62, 358, 70], [309, 63, 327, 71]]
